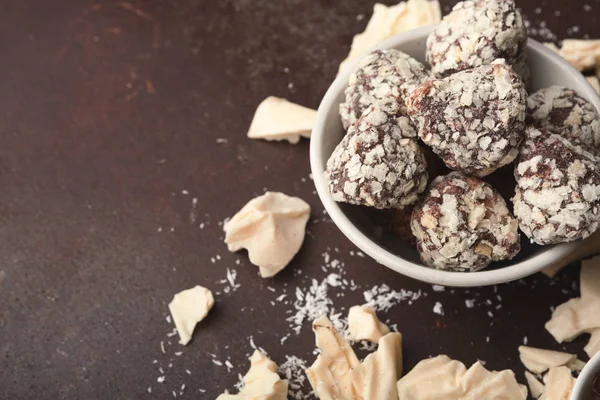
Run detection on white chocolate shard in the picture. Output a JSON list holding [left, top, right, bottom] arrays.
[[544, 39, 600, 72], [216, 350, 288, 400], [224, 192, 310, 278], [545, 255, 600, 344], [306, 315, 360, 400], [347, 305, 390, 343], [524, 371, 544, 399], [350, 332, 403, 400], [518, 346, 577, 374], [460, 362, 528, 400], [396, 355, 527, 400], [339, 0, 441, 73], [247, 97, 316, 144], [168, 285, 214, 346], [585, 328, 600, 358], [566, 358, 586, 372], [540, 366, 576, 400]]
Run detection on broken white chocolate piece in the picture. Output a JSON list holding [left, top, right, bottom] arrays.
[[525, 371, 545, 399], [339, 0, 441, 73], [540, 366, 576, 400], [585, 328, 600, 358], [587, 76, 600, 94], [168, 285, 214, 346], [306, 315, 360, 400], [224, 192, 310, 278], [216, 350, 288, 400], [546, 255, 600, 345], [351, 332, 402, 400], [518, 346, 578, 374], [247, 97, 316, 144], [396, 355, 527, 399], [544, 40, 600, 72], [347, 305, 390, 343], [566, 358, 586, 372]]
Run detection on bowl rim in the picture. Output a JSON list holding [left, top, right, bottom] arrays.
[[571, 352, 600, 399], [310, 25, 600, 287]]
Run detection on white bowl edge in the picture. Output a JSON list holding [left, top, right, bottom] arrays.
[[571, 352, 600, 399], [310, 25, 600, 287]]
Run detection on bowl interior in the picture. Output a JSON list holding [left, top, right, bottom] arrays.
[[311, 26, 600, 287]]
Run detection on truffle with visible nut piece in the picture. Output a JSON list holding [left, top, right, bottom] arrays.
[[425, 0, 528, 78], [325, 105, 429, 210], [340, 49, 432, 133], [513, 127, 600, 245], [527, 86, 600, 156], [411, 172, 521, 272], [407, 60, 527, 177]]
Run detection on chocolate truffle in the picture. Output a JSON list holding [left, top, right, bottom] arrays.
[[325, 105, 428, 210], [426, 0, 527, 78], [407, 60, 527, 177], [339, 49, 432, 133], [527, 86, 600, 156], [411, 172, 520, 271], [513, 127, 600, 245]]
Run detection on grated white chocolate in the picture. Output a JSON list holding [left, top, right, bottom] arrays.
[[247, 97, 316, 144], [347, 305, 390, 343], [216, 350, 288, 400], [340, 49, 433, 131], [407, 60, 527, 177], [224, 192, 310, 278], [512, 127, 600, 245], [325, 105, 429, 210], [527, 86, 600, 156], [411, 172, 520, 272], [396, 355, 527, 399], [426, 0, 528, 78], [168, 285, 214, 346], [338, 0, 442, 73]]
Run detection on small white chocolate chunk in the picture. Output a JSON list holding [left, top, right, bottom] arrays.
[[168, 285, 214, 346], [347, 305, 390, 343], [524, 371, 544, 399], [247, 97, 316, 144], [396, 355, 527, 400], [585, 328, 600, 358], [339, 0, 441, 73], [544, 40, 600, 72], [224, 192, 310, 278], [539, 366, 576, 400], [351, 332, 403, 400], [306, 315, 360, 400], [545, 255, 600, 350], [518, 346, 579, 374], [216, 350, 288, 400]]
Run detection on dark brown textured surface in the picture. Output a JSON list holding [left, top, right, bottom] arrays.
[[0, 0, 599, 399]]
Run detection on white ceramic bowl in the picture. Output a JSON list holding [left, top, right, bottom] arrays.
[[571, 352, 600, 399], [310, 26, 600, 287]]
